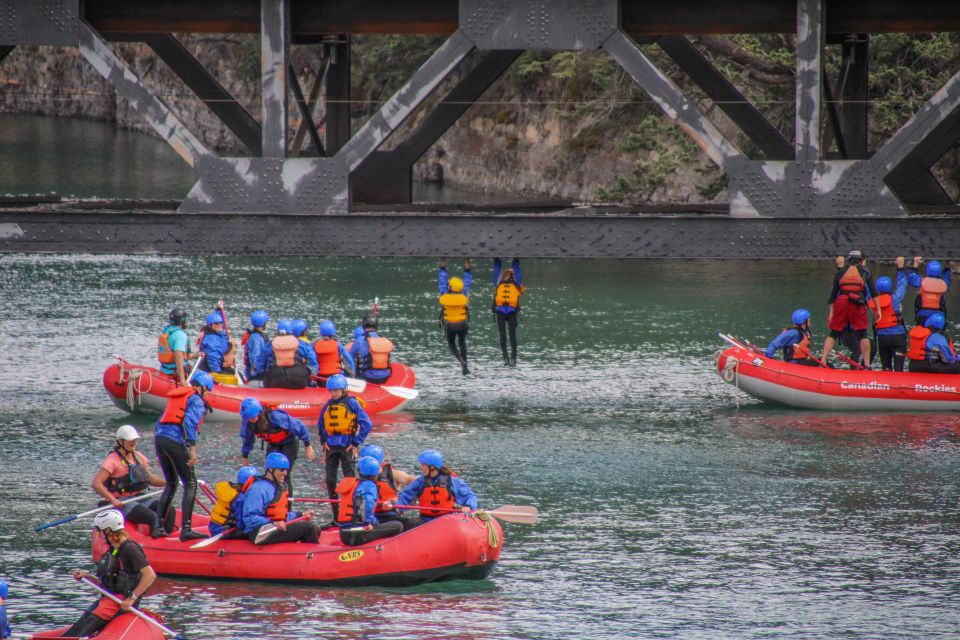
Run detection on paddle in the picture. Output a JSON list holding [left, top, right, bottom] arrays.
[[185, 352, 205, 386], [379, 385, 419, 400], [80, 577, 185, 639], [291, 499, 538, 524], [190, 526, 235, 548], [372, 297, 379, 319], [253, 514, 311, 544], [35, 490, 163, 531], [216, 300, 246, 384], [718, 332, 829, 369], [311, 374, 367, 393]]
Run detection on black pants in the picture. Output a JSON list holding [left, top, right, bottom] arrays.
[[263, 364, 311, 389], [154, 436, 197, 533], [250, 520, 320, 545], [103, 498, 173, 531], [877, 333, 907, 372], [63, 595, 142, 637], [446, 322, 468, 365], [339, 520, 403, 546], [909, 359, 960, 373], [324, 445, 356, 501], [267, 438, 300, 496], [496, 312, 518, 361]]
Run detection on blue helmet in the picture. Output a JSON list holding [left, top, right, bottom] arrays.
[[264, 452, 290, 470], [791, 308, 811, 326], [250, 310, 269, 328], [206, 311, 224, 326], [292, 319, 309, 338], [277, 319, 293, 335], [357, 456, 381, 477], [360, 444, 384, 464], [875, 276, 892, 294], [353, 326, 365, 340], [926, 260, 943, 278], [326, 374, 348, 391], [0, 578, 7, 599], [926, 312, 946, 330], [237, 465, 258, 486], [240, 397, 263, 421], [319, 320, 336, 337], [418, 449, 444, 469], [190, 370, 214, 391]]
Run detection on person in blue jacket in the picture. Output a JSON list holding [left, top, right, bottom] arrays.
[[907, 256, 952, 326], [765, 309, 819, 366], [493, 258, 525, 366], [199, 310, 237, 380], [336, 456, 404, 546], [240, 397, 316, 496], [208, 465, 258, 539], [0, 578, 11, 640], [869, 259, 908, 371], [152, 370, 213, 541], [243, 309, 272, 381], [397, 449, 478, 528], [908, 312, 960, 373], [241, 453, 319, 545], [350, 316, 393, 383], [439, 258, 473, 375], [317, 374, 374, 510], [291, 319, 319, 378]]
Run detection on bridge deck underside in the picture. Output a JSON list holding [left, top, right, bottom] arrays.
[[2, 205, 960, 259]]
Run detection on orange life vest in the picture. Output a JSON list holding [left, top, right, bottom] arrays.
[[271, 334, 299, 367], [416, 472, 457, 518], [366, 337, 393, 370], [919, 277, 948, 310], [786, 328, 812, 361], [870, 294, 902, 330], [495, 282, 523, 308], [159, 386, 196, 425], [907, 326, 932, 361], [335, 476, 374, 524], [314, 339, 342, 376], [157, 327, 188, 366], [320, 396, 359, 437], [375, 463, 399, 513], [264, 479, 289, 522], [839, 266, 865, 293], [251, 410, 289, 445], [439, 292, 469, 323]]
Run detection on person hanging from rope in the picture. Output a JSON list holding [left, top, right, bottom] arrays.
[[764, 309, 820, 366], [493, 258, 525, 366], [438, 258, 473, 375]]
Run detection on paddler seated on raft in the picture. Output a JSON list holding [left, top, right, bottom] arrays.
[[907, 312, 960, 373], [0, 578, 11, 639], [765, 309, 820, 366], [199, 310, 239, 385], [821, 250, 877, 369], [438, 258, 473, 376], [91, 425, 171, 531], [240, 397, 316, 496], [63, 510, 156, 638], [262, 319, 312, 389], [241, 453, 320, 545], [359, 444, 416, 529], [208, 466, 258, 540], [350, 316, 394, 384], [313, 320, 356, 382], [291, 318, 319, 381], [242, 309, 273, 382], [869, 258, 908, 372], [907, 256, 952, 327], [317, 374, 373, 515], [396, 449, 478, 529], [336, 455, 404, 546], [158, 307, 198, 386]]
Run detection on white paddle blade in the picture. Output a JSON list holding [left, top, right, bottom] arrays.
[[381, 386, 419, 400], [190, 532, 225, 549], [489, 505, 539, 524], [254, 523, 278, 544], [346, 378, 367, 393]]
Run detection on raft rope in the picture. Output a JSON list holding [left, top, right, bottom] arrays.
[[125, 368, 153, 411], [474, 510, 500, 548]]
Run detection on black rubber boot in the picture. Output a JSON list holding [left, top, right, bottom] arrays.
[[509, 353, 517, 367], [179, 527, 207, 542], [503, 355, 511, 366], [150, 513, 168, 539], [462, 361, 470, 376]]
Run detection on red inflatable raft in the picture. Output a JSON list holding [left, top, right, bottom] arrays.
[[716, 343, 960, 411], [32, 613, 165, 640], [91, 511, 502, 587], [103, 358, 417, 422]]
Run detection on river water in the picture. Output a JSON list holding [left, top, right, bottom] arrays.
[[1, 117, 960, 639]]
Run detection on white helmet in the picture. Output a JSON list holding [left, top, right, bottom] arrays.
[[93, 509, 125, 533], [115, 425, 140, 441]]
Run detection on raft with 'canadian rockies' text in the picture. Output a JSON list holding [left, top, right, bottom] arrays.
[[716, 343, 960, 411]]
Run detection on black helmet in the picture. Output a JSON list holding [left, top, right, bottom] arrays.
[[362, 315, 378, 330], [168, 308, 188, 327]]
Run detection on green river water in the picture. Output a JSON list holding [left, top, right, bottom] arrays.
[[1, 116, 959, 639]]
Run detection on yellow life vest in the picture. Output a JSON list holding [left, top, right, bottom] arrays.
[[322, 396, 359, 436], [439, 292, 469, 323], [210, 481, 240, 525], [495, 282, 523, 308]]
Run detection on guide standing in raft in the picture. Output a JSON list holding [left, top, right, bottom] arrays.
[[821, 250, 877, 368]]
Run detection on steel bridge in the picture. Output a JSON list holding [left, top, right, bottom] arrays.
[[2, 0, 960, 257]]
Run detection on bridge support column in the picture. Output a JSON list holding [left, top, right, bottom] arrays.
[[261, 0, 289, 159], [324, 37, 351, 155]]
